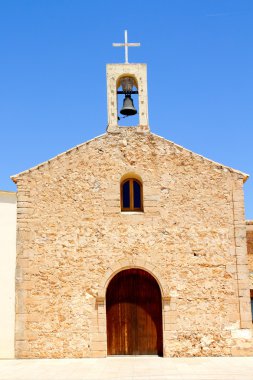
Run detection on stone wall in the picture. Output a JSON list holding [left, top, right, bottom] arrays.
[[246, 221, 253, 289], [13, 129, 252, 358]]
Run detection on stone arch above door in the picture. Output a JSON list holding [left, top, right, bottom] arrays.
[[92, 258, 173, 358], [97, 258, 169, 301]]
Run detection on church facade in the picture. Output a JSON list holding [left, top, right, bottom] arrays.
[[11, 62, 253, 358]]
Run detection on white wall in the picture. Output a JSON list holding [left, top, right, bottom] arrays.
[[0, 191, 16, 358]]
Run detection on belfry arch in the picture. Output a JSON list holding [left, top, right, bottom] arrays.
[[116, 74, 139, 127]]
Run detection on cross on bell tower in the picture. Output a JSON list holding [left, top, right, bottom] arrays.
[[113, 30, 140, 64], [106, 32, 149, 133]]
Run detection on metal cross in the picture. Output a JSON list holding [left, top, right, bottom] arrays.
[[113, 30, 140, 64]]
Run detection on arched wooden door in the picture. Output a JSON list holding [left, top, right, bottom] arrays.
[[106, 269, 163, 356]]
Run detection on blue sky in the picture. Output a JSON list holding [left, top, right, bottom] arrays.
[[0, 0, 252, 218]]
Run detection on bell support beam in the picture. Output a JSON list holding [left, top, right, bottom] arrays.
[[117, 91, 138, 94]]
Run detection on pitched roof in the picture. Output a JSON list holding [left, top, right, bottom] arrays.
[[152, 133, 249, 182], [11, 132, 249, 183], [11, 133, 107, 183]]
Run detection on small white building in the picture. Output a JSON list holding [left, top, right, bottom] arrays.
[[0, 191, 16, 358]]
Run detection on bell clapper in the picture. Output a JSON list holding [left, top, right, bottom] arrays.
[[118, 111, 138, 121]]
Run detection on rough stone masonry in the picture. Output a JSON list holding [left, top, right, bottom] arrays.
[[12, 128, 253, 358]]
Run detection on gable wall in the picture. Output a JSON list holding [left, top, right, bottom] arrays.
[[14, 130, 252, 358]]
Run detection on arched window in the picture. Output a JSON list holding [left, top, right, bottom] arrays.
[[121, 178, 143, 212]]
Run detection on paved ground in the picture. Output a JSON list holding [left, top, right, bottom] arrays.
[[0, 356, 253, 380]]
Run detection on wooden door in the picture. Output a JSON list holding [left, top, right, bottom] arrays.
[[106, 269, 163, 356]]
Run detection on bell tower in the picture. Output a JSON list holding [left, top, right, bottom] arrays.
[[107, 31, 149, 133]]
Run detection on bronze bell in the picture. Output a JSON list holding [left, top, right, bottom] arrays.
[[120, 95, 137, 116]]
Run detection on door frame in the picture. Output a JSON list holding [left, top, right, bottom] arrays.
[[106, 268, 163, 355], [91, 259, 173, 358]]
